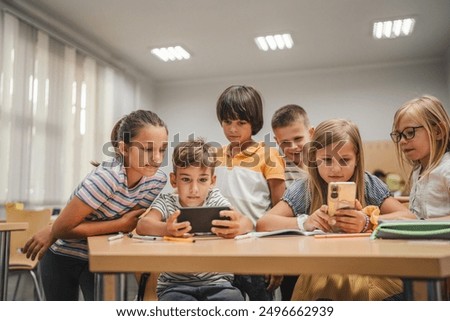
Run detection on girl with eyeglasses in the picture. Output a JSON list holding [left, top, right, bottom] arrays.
[[391, 95, 450, 220]]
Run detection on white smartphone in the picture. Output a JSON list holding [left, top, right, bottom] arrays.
[[327, 182, 356, 216]]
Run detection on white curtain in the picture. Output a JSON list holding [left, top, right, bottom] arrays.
[[0, 11, 142, 210]]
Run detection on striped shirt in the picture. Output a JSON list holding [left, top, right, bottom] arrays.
[[284, 158, 307, 188], [282, 172, 390, 216], [50, 158, 167, 260], [152, 188, 234, 294]]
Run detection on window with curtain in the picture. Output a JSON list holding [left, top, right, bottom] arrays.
[[0, 11, 145, 211]]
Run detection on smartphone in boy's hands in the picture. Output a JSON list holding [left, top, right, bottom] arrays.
[[327, 182, 356, 216], [178, 206, 231, 234]]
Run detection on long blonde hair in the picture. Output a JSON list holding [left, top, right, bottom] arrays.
[[306, 119, 366, 213], [392, 95, 450, 180]]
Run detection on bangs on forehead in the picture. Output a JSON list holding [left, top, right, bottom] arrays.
[[221, 104, 251, 121], [397, 107, 422, 127]]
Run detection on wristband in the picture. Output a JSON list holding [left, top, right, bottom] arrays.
[[296, 214, 308, 231]]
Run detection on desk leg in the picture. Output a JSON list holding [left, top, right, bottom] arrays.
[[116, 273, 127, 301], [402, 279, 414, 301], [0, 231, 11, 301], [94, 273, 104, 301], [94, 273, 127, 300], [403, 278, 446, 301], [427, 280, 442, 301]]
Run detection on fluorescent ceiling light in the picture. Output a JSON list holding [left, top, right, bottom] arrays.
[[373, 18, 415, 39], [151, 46, 191, 62], [255, 33, 293, 51]]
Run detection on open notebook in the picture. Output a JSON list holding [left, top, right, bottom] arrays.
[[235, 228, 326, 240]]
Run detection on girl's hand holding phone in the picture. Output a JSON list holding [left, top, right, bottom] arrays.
[[304, 205, 333, 232], [330, 199, 367, 233]]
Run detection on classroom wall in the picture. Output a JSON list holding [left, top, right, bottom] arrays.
[[152, 59, 449, 186], [154, 59, 449, 146]]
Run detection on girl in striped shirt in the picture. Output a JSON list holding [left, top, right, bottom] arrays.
[[39, 110, 168, 300]]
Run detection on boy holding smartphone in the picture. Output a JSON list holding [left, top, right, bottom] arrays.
[[136, 138, 252, 301]]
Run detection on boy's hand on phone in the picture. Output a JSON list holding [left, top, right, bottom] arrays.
[[167, 210, 192, 236], [211, 209, 238, 238], [304, 205, 332, 232], [331, 199, 367, 233]]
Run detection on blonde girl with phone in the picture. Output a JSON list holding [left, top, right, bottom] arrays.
[[257, 119, 412, 300]]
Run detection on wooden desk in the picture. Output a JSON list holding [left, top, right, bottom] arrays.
[[0, 222, 28, 301], [88, 235, 450, 300]]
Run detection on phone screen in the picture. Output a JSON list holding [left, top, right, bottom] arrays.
[[178, 206, 230, 234]]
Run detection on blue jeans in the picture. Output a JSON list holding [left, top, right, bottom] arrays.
[[40, 250, 94, 301], [158, 282, 244, 301], [233, 275, 273, 301]]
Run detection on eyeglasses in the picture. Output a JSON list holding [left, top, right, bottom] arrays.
[[390, 126, 424, 143]]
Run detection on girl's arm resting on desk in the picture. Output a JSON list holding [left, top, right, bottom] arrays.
[[52, 196, 144, 239], [256, 201, 297, 231], [378, 196, 416, 220], [429, 214, 450, 220]]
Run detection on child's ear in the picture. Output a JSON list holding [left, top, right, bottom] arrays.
[[434, 123, 444, 140], [273, 136, 280, 147], [309, 127, 315, 139], [211, 174, 217, 187], [169, 172, 177, 188], [118, 141, 127, 156]]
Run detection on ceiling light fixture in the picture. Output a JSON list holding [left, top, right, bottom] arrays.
[[373, 18, 415, 39], [255, 33, 293, 51], [151, 46, 191, 62]]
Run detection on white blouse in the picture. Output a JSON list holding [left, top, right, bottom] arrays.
[[409, 152, 450, 219]]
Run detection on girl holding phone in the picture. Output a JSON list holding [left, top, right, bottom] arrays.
[[257, 119, 412, 300]]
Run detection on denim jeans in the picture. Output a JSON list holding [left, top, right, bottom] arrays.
[[158, 282, 244, 301]]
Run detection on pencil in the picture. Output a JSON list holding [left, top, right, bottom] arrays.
[[163, 236, 196, 243], [108, 232, 124, 241], [128, 233, 163, 241], [314, 232, 372, 239]]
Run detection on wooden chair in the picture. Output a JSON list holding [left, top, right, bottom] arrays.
[[5, 206, 52, 300], [4, 202, 25, 210]]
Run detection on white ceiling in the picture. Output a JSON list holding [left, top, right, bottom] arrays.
[[9, 0, 450, 83]]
